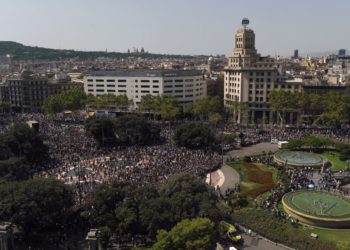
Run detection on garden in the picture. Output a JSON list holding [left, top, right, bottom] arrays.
[[227, 158, 277, 198]]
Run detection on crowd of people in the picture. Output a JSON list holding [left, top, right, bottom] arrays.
[[2, 113, 350, 207], [0, 113, 222, 205]]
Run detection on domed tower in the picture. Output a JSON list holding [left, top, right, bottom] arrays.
[[229, 18, 258, 67], [224, 18, 278, 125]]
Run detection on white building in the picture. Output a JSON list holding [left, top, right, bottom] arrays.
[[84, 70, 206, 108], [224, 18, 302, 124]]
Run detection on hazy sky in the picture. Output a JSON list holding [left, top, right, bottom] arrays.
[[1, 0, 349, 56]]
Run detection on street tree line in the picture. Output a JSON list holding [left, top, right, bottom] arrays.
[[269, 90, 350, 127], [42, 89, 224, 121]]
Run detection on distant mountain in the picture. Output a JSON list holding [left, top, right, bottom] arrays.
[[0, 41, 197, 61]]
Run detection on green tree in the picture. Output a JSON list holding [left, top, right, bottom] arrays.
[[85, 116, 116, 146], [190, 96, 222, 120], [42, 88, 87, 114], [139, 94, 180, 120], [0, 178, 74, 246], [269, 90, 298, 127], [149, 218, 216, 250], [0, 123, 47, 164], [113, 115, 160, 145], [174, 122, 217, 149]]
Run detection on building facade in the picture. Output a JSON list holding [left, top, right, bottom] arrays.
[[0, 71, 83, 112], [83, 70, 206, 108], [224, 19, 302, 125]]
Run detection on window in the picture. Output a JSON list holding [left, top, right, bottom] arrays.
[[87, 79, 93, 82], [153, 80, 159, 83], [141, 85, 150, 88], [153, 85, 159, 88], [175, 85, 183, 88], [87, 84, 93, 87], [175, 90, 183, 93], [118, 85, 126, 88], [107, 84, 115, 87], [153, 91, 159, 93], [107, 89, 115, 92], [118, 90, 127, 93], [164, 80, 172, 83], [185, 94, 193, 97], [88, 89, 93, 92], [107, 79, 115, 82], [164, 85, 172, 89], [96, 79, 104, 82], [118, 79, 127, 82], [174, 79, 183, 83], [141, 90, 150, 93], [164, 90, 172, 93], [141, 80, 150, 83], [96, 84, 104, 87], [96, 89, 104, 92]]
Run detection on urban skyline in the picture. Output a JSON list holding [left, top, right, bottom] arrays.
[[1, 0, 349, 56]]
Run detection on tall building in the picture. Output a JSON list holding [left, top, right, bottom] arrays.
[[224, 18, 278, 124], [338, 49, 346, 57], [84, 70, 206, 109], [293, 49, 299, 59]]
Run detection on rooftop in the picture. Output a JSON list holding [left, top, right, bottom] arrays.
[[88, 69, 203, 78]]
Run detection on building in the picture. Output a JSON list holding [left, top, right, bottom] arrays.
[[0, 70, 83, 112], [83, 70, 206, 109], [224, 18, 303, 125], [339, 49, 346, 57], [293, 49, 299, 59]]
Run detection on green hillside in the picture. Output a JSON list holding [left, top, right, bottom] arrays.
[[0, 41, 196, 60]]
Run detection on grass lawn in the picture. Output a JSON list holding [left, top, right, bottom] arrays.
[[228, 160, 253, 192], [322, 151, 348, 171], [302, 227, 350, 245]]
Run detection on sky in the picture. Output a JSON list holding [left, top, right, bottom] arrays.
[[0, 0, 349, 56]]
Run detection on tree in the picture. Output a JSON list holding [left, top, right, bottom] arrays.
[[318, 93, 350, 127], [0, 157, 31, 181], [42, 88, 87, 114], [113, 115, 160, 145], [188, 96, 222, 120], [85, 116, 117, 146], [157, 95, 180, 121], [139, 94, 157, 115], [0, 178, 74, 246], [0, 123, 47, 164], [226, 100, 249, 124], [269, 90, 298, 127], [148, 218, 216, 250], [139, 94, 180, 120], [174, 122, 217, 149]]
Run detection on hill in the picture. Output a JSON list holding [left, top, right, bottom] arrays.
[[0, 41, 196, 61]]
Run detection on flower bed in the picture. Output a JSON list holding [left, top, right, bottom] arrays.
[[241, 162, 276, 197]]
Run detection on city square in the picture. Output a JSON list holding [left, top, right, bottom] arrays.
[[0, 1, 349, 250]]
